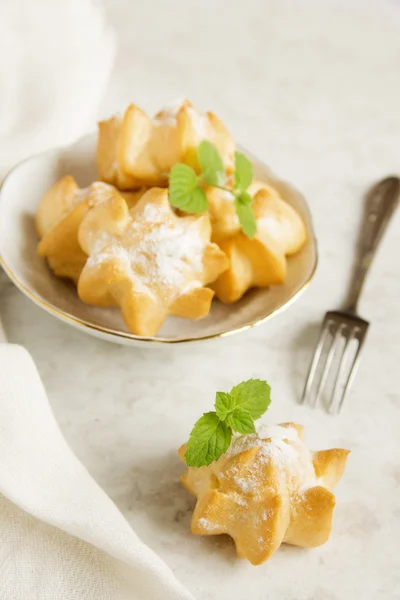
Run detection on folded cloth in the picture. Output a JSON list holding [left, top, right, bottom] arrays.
[[0, 0, 115, 177], [0, 1, 194, 597], [0, 344, 194, 600]]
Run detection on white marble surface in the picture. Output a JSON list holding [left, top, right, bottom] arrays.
[[1, 0, 400, 598]]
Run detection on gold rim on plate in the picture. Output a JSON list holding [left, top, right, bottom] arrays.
[[0, 255, 318, 344], [0, 141, 318, 345]]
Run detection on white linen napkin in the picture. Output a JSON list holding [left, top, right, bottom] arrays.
[[0, 1, 194, 598], [0, 344, 193, 600], [0, 0, 114, 177]]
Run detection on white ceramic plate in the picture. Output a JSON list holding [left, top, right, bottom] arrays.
[[0, 135, 317, 346]]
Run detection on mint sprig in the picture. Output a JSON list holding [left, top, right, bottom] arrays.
[[185, 379, 271, 467], [168, 141, 257, 238]]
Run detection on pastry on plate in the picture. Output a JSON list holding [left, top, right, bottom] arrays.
[[180, 422, 349, 565], [207, 180, 302, 243], [211, 183, 307, 303], [35, 175, 82, 240], [97, 99, 235, 189], [36, 177, 145, 283], [34, 99, 312, 337], [77, 187, 228, 336], [36, 178, 115, 283]]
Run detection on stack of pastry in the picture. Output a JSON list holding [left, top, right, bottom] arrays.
[[179, 423, 349, 565], [35, 99, 307, 336]]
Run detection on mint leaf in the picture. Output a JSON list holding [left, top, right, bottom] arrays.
[[234, 151, 253, 190], [184, 379, 272, 468], [187, 186, 208, 213], [185, 412, 232, 467], [197, 141, 226, 186], [229, 379, 271, 420], [234, 197, 257, 239], [172, 186, 208, 214], [215, 391, 233, 421], [227, 409, 256, 434], [169, 163, 208, 213], [169, 163, 197, 201]]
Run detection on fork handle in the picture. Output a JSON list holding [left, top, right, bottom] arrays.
[[346, 176, 400, 313]]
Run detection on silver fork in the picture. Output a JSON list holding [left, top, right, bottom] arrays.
[[302, 176, 400, 413]]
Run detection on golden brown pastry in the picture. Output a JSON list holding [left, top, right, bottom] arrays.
[[211, 183, 307, 302], [35, 98, 310, 336], [97, 116, 141, 190], [77, 187, 229, 336], [96, 99, 235, 189], [179, 423, 349, 565], [36, 177, 145, 283], [207, 180, 306, 245], [35, 175, 80, 239]]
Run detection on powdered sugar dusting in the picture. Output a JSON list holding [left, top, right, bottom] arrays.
[[139, 201, 170, 225], [225, 424, 318, 496], [144, 222, 204, 287], [232, 492, 248, 507], [68, 181, 116, 214], [87, 182, 117, 206], [232, 477, 254, 494], [86, 203, 206, 294], [226, 423, 299, 459], [198, 517, 220, 532], [257, 423, 299, 442]]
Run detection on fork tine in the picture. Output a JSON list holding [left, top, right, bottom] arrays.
[[327, 329, 355, 414], [313, 323, 344, 407], [337, 333, 366, 413], [301, 320, 331, 404]]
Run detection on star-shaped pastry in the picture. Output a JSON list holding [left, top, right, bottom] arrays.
[[36, 176, 145, 283], [211, 183, 307, 303], [77, 188, 229, 336], [179, 423, 349, 565], [97, 99, 235, 189]]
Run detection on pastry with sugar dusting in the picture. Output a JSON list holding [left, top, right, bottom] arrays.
[[36, 176, 145, 283], [180, 424, 349, 564], [34, 99, 310, 335], [97, 99, 235, 189], [179, 379, 349, 565], [78, 187, 228, 336], [210, 182, 307, 303]]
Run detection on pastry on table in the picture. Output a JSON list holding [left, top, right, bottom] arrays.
[[179, 379, 349, 565], [36, 176, 145, 283], [211, 183, 307, 303], [180, 423, 349, 565], [97, 99, 235, 189], [77, 187, 229, 336]]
